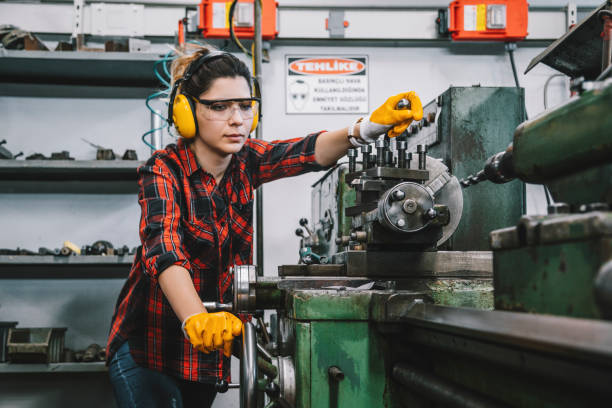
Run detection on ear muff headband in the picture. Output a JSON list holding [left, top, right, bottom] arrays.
[[167, 51, 262, 138]]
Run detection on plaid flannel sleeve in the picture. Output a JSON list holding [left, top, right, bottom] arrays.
[[245, 131, 331, 188], [137, 159, 192, 283]]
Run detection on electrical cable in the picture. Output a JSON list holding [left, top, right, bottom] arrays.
[[543, 74, 565, 109], [228, 0, 253, 57], [141, 50, 176, 150]]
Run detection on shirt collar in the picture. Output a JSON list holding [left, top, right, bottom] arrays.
[[178, 138, 201, 177], [177, 138, 240, 179]]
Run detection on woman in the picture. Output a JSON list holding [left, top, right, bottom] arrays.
[[106, 45, 422, 408]]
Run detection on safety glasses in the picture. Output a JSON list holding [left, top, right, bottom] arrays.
[[190, 97, 260, 121]]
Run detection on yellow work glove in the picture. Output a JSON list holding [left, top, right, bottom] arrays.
[[182, 311, 243, 357], [359, 91, 423, 141]]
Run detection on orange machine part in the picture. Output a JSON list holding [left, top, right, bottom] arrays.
[[449, 0, 528, 41], [199, 0, 278, 40]]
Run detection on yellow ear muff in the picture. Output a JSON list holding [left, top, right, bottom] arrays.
[[250, 106, 259, 134], [172, 94, 198, 139]]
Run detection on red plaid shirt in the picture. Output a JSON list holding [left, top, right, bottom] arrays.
[[107, 133, 326, 383]]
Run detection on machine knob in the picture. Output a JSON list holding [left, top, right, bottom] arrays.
[[396, 98, 411, 110], [392, 190, 406, 201], [295, 228, 304, 237], [425, 208, 438, 219], [299, 218, 308, 226]]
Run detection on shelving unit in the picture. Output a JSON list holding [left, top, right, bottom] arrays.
[[0, 160, 142, 193], [0, 50, 163, 98], [0, 255, 133, 279], [0, 362, 107, 373]]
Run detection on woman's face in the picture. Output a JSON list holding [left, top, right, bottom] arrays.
[[195, 76, 254, 156]]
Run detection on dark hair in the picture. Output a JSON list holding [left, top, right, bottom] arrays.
[[171, 45, 252, 97]]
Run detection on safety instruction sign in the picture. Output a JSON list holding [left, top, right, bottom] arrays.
[[286, 56, 369, 114]]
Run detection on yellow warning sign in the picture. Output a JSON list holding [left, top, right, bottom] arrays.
[[476, 4, 487, 31]]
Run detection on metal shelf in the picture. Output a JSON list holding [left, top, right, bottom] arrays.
[[0, 160, 142, 193], [0, 255, 133, 279], [0, 50, 163, 98], [0, 362, 107, 373]]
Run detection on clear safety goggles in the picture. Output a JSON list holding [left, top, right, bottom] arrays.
[[191, 97, 260, 121]]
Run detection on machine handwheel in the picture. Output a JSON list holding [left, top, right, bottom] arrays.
[[240, 321, 258, 408]]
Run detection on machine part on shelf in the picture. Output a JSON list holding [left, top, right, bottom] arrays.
[[233, 265, 258, 313], [0, 140, 23, 160], [82, 240, 115, 256], [122, 149, 138, 160], [60, 241, 81, 256], [392, 363, 507, 408], [50, 151, 74, 160], [81, 343, 104, 362], [0, 247, 37, 255], [25, 153, 47, 160], [96, 148, 116, 160], [0, 25, 48, 50], [38, 247, 60, 256], [7, 327, 67, 363], [299, 246, 328, 265], [115, 245, 131, 256], [240, 322, 257, 408]]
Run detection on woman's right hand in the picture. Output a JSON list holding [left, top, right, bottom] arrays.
[[182, 311, 243, 357]]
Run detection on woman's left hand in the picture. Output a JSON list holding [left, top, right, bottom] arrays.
[[359, 91, 423, 141]]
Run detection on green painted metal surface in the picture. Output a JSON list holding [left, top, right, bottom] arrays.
[[309, 321, 392, 408], [426, 279, 493, 310], [494, 238, 612, 318], [291, 290, 373, 321], [513, 82, 612, 185], [547, 164, 612, 208], [431, 86, 525, 251], [295, 322, 311, 408]]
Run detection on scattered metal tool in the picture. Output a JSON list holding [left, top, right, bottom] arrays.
[[0, 140, 23, 160]]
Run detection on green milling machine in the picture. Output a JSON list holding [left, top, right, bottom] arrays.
[[210, 3, 612, 407]]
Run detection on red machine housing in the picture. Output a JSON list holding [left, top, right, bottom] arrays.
[[199, 0, 278, 40], [448, 0, 528, 41]]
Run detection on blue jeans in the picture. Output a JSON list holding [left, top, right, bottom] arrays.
[[108, 342, 217, 408]]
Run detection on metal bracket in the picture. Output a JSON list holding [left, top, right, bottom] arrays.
[[566, 1, 577, 29], [327, 10, 346, 38]]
